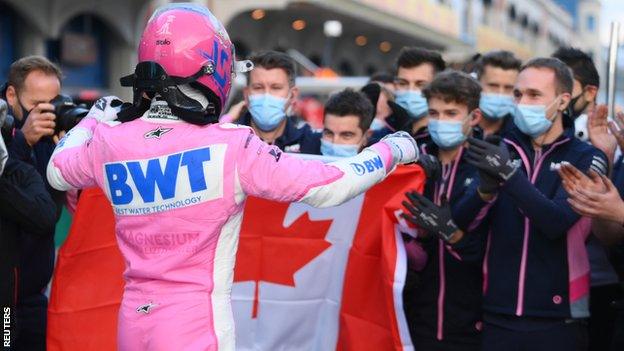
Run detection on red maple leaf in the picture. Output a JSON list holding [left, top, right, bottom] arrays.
[[234, 197, 333, 318]]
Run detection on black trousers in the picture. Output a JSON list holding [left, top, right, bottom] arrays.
[[413, 337, 480, 351], [481, 319, 588, 351], [13, 302, 47, 351], [588, 283, 623, 351]]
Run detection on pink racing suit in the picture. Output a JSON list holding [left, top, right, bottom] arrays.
[[47, 100, 399, 351]]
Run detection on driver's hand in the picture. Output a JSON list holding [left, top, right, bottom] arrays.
[[52, 130, 66, 145]]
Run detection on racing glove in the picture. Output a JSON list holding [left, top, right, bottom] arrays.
[[380, 131, 419, 165], [402, 191, 458, 242], [85, 96, 125, 123], [465, 136, 518, 183]]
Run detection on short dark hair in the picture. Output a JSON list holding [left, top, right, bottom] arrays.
[[324, 88, 374, 132], [8, 55, 62, 92], [247, 51, 296, 86], [369, 71, 394, 84], [395, 47, 446, 74], [520, 57, 574, 94], [551, 47, 600, 88], [475, 50, 522, 79], [423, 70, 482, 111]]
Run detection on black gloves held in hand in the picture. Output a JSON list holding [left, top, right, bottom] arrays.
[[402, 191, 458, 242], [465, 136, 518, 194], [417, 154, 442, 181]]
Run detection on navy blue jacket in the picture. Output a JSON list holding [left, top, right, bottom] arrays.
[[473, 114, 516, 140], [405, 142, 484, 345], [0, 158, 56, 342], [236, 111, 320, 154], [458, 127, 608, 320], [7, 118, 62, 312]]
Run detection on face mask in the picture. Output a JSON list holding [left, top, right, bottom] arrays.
[[394, 90, 428, 120], [11, 96, 31, 128], [569, 93, 589, 119], [513, 97, 560, 138], [370, 118, 385, 131], [480, 93, 515, 120], [320, 138, 360, 158], [428, 116, 469, 149], [248, 93, 288, 132]]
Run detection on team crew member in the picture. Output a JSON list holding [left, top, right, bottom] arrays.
[[401, 71, 485, 351], [45, 4, 419, 350], [474, 50, 521, 138], [457, 57, 608, 351], [227, 51, 319, 153], [554, 47, 620, 351], [552, 47, 600, 138], [360, 76, 394, 133], [369, 47, 446, 145], [315, 89, 374, 157]]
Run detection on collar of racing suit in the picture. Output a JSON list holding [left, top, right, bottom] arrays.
[[139, 99, 185, 124]]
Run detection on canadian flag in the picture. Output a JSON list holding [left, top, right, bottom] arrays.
[[47, 165, 425, 350]]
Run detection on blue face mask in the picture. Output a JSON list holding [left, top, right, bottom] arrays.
[[513, 97, 559, 138], [428, 117, 468, 149], [248, 94, 288, 132], [320, 139, 360, 158], [394, 90, 428, 120], [480, 93, 515, 120]]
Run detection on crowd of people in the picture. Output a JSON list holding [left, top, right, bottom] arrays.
[[1, 2, 624, 351], [220, 46, 623, 350]]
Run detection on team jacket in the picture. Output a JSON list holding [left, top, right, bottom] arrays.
[[458, 127, 608, 319], [45, 98, 402, 350], [236, 111, 320, 154], [405, 142, 484, 346]]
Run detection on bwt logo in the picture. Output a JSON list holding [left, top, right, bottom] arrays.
[[105, 147, 217, 206], [350, 156, 384, 176]]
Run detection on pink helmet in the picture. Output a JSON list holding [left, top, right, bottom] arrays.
[[119, 3, 252, 124]]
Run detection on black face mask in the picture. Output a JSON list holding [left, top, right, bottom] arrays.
[[569, 92, 590, 120], [13, 97, 32, 129]]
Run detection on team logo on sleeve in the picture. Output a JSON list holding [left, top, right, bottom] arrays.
[[350, 156, 384, 176], [94, 98, 107, 111], [103, 145, 227, 216]]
